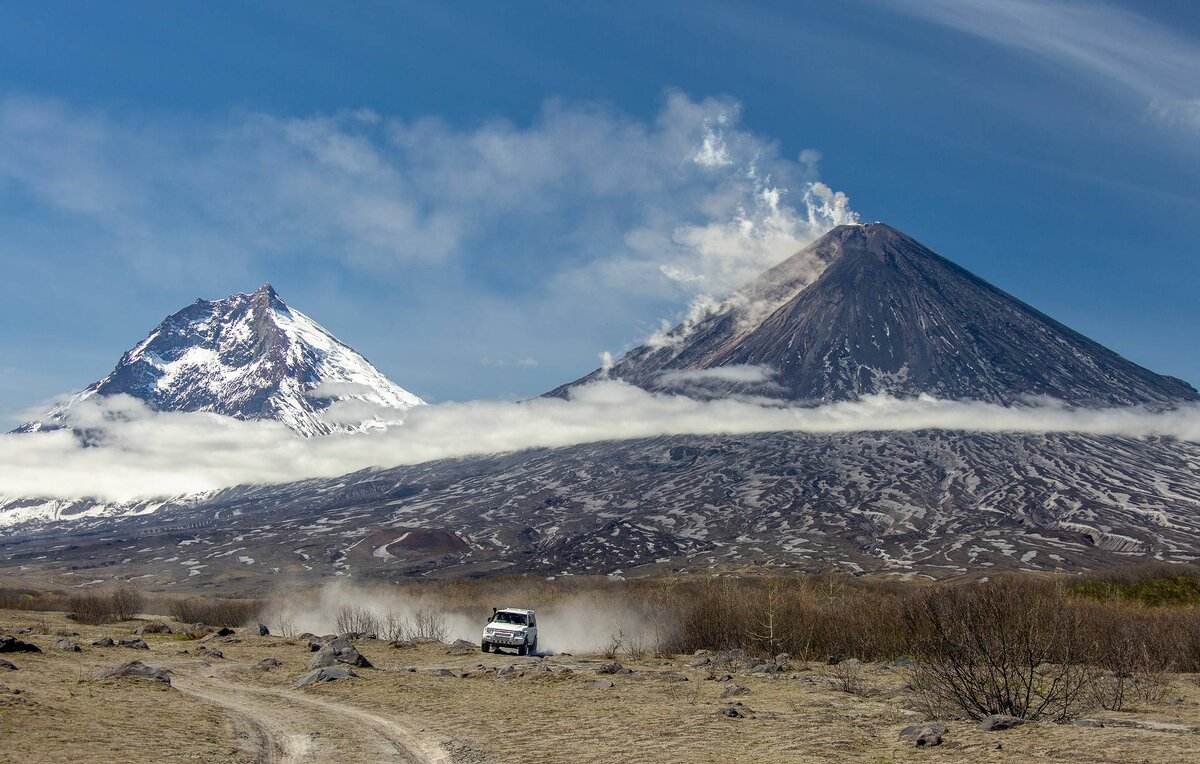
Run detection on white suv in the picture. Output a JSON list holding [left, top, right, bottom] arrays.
[[481, 608, 538, 656]]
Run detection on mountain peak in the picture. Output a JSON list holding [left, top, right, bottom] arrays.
[[554, 224, 1198, 407], [19, 286, 424, 437]]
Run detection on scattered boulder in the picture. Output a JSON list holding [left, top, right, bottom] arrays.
[[92, 637, 115, 647], [134, 622, 172, 636], [295, 666, 358, 687], [689, 656, 712, 668], [900, 723, 948, 748], [718, 703, 755, 718], [447, 639, 476, 656], [94, 660, 171, 685], [584, 679, 614, 690], [119, 638, 149, 650], [774, 653, 792, 665], [597, 662, 631, 675], [749, 662, 782, 675], [980, 715, 1026, 732], [720, 684, 750, 698], [254, 657, 283, 670], [0, 636, 41, 654], [308, 637, 372, 669], [0, 659, 16, 671], [307, 640, 323, 652], [199, 633, 217, 644], [51, 638, 82, 652], [214, 627, 235, 637], [197, 647, 224, 659], [251, 623, 270, 637]]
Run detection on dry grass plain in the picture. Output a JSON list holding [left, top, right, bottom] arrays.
[[3, 608, 1200, 763]]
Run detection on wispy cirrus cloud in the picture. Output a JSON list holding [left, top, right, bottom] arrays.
[[887, 0, 1200, 131]]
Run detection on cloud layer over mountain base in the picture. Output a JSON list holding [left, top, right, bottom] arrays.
[[2, 382, 1199, 503]]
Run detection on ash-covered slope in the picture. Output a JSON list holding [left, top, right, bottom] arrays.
[[555, 224, 1198, 407], [19, 284, 423, 437]]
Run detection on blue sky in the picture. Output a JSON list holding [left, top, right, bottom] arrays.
[[1, 0, 1198, 421]]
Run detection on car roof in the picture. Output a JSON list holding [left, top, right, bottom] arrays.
[[497, 608, 534, 614]]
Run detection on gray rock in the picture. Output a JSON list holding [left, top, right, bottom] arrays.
[[584, 679, 614, 690], [94, 660, 171, 685], [774, 653, 792, 665], [720, 684, 750, 698], [254, 657, 283, 670], [597, 661, 631, 675], [134, 622, 172, 635], [214, 627, 235, 637], [980, 714, 1026, 731], [197, 647, 224, 659], [0, 659, 16, 670], [51, 638, 82, 652], [0, 636, 41, 654], [119, 638, 149, 650], [308, 638, 372, 670], [689, 656, 711, 668], [900, 723, 948, 748], [295, 666, 359, 687], [252, 623, 270, 636], [92, 636, 115, 647]]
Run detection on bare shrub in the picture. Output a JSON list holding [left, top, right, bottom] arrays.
[[404, 608, 448, 642], [110, 587, 145, 621], [625, 629, 647, 662], [820, 659, 874, 696], [380, 611, 407, 642], [602, 630, 624, 660], [275, 614, 297, 639], [168, 596, 263, 627], [67, 591, 117, 625], [335, 605, 381, 635], [903, 577, 1094, 721]]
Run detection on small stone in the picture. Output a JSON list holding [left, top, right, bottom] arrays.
[[720, 683, 750, 698], [584, 679, 614, 690]]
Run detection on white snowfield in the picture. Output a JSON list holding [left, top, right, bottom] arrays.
[[19, 284, 423, 439]]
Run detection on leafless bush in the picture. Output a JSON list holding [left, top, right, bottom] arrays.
[[625, 629, 647, 662], [168, 596, 263, 627], [380, 611, 407, 642], [404, 608, 449, 642], [275, 614, 297, 638], [67, 592, 117, 625], [602, 630, 624, 660], [335, 605, 381, 635], [903, 578, 1095, 721], [110, 587, 145, 621], [820, 659, 874, 696]]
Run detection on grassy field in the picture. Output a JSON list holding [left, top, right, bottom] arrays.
[[3, 607, 1200, 763]]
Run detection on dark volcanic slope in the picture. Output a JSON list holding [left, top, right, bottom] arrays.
[[556, 224, 1198, 407], [3, 430, 1199, 590]]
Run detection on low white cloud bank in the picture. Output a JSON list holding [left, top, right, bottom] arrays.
[[2, 384, 1198, 503]]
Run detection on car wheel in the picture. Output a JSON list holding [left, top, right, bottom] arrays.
[[517, 643, 527, 656], [481, 641, 490, 653], [529, 639, 538, 655]]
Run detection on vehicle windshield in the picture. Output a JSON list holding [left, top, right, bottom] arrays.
[[493, 612, 527, 625]]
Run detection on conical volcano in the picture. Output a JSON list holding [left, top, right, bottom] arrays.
[[19, 284, 424, 437], [556, 223, 1198, 407]]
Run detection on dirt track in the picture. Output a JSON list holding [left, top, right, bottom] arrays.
[[171, 667, 449, 763]]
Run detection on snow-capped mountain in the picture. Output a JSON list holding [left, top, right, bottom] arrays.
[[19, 283, 423, 437], [553, 223, 1199, 407]]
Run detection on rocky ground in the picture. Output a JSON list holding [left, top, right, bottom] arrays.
[[2, 608, 1200, 763]]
